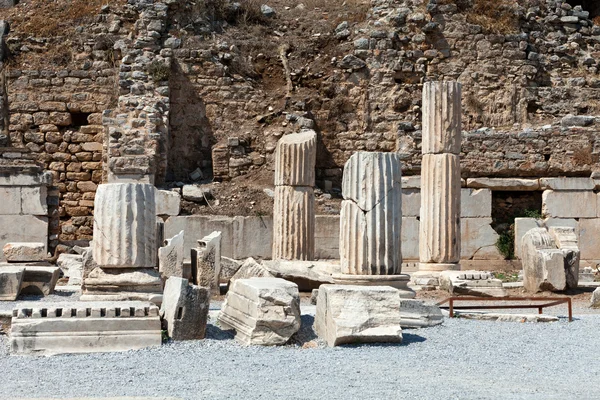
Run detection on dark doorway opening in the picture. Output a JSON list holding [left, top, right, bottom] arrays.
[[70, 112, 91, 126], [566, 0, 600, 19]]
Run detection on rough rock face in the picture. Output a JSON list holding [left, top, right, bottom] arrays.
[[339, 152, 402, 275], [158, 230, 185, 280], [314, 284, 403, 347], [521, 227, 579, 292], [262, 260, 338, 291], [20, 266, 60, 296], [3, 242, 46, 262], [93, 183, 157, 268], [57, 253, 83, 285], [218, 278, 301, 346], [229, 257, 274, 284], [161, 277, 210, 340], [439, 270, 507, 297], [591, 288, 600, 308], [398, 299, 444, 328], [192, 231, 221, 294]]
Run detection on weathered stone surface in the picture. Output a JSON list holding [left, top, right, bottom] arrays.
[[439, 270, 507, 297], [314, 215, 339, 259], [461, 188, 492, 218], [460, 218, 502, 260], [422, 81, 462, 155], [514, 218, 543, 258], [401, 176, 421, 189], [542, 190, 597, 218], [3, 242, 47, 262], [0, 186, 20, 214], [548, 226, 580, 289], [181, 184, 211, 202], [0, 267, 24, 300], [262, 260, 339, 291], [232, 216, 273, 259], [20, 266, 60, 295], [158, 230, 185, 280], [192, 231, 221, 294], [272, 185, 315, 261], [219, 278, 301, 345], [93, 183, 157, 268], [539, 177, 594, 191], [591, 287, 600, 308], [57, 253, 83, 285], [521, 228, 571, 292], [466, 178, 540, 191], [161, 277, 209, 340], [220, 256, 242, 283], [401, 189, 420, 217], [398, 299, 444, 328], [229, 257, 273, 284], [165, 215, 234, 260], [156, 189, 181, 216], [274, 130, 317, 186], [419, 153, 461, 265], [10, 301, 161, 355], [83, 267, 162, 294], [315, 285, 402, 347], [340, 152, 402, 276], [21, 186, 48, 215], [561, 114, 594, 127], [401, 217, 419, 260], [579, 218, 600, 260], [456, 312, 559, 323]]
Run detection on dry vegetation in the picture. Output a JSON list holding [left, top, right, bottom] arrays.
[[438, 0, 521, 34]]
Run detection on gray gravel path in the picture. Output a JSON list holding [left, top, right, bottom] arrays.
[[0, 306, 599, 400]]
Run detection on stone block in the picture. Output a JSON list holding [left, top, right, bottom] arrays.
[[514, 218, 543, 258], [57, 253, 83, 285], [466, 178, 540, 191], [401, 176, 421, 189], [439, 270, 506, 297], [461, 188, 492, 218], [401, 217, 419, 260], [193, 231, 221, 294], [232, 216, 272, 259], [460, 218, 502, 260], [21, 186, 48, 215], [0, 171, 52, 187], [401, 189, 420, 217], [220, 257, 242, 283], [272, 185, 315, 261], [182, 184, 212, 202], [422, 81, 462, 155], [156, 189, 181, 216], [161, 277, 210, 340], [158, 230, 185, 280], [10, 301, 161, 355], [83, 267, 162, 296], [591, 287, 600, 308], [314, 215, 339, 259], [542, 190, 596, 218], [0, 267, 24, 300], [20, 266, 60, 295], [579, 218, 600, 260], [539, 178, 594, 191], [274, 130, 317, 186], [548, 226, 580, 289], [229, 257, 273, 284], [398, 299, 444, 328], [218, 278, 301, 345], [93, 183, 156, 268], [3, 242, 47, 262], [0, 187, 21, 214], [262, 260, 338, 291], [315, 285, 402, 347]]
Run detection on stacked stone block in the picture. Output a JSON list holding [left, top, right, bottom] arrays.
[[418, 81, 462, 274], [272, 130, 317, 261]]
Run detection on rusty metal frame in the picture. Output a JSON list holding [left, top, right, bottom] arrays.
[[436, 296, 573, 322]]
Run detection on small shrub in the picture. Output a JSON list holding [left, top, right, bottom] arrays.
[[496, 227, 515, 260], [521, 209, 542, 219], [148, 61, 171, 82]]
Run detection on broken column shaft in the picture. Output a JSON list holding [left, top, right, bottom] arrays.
[[272, 130, 317, 261], [418, 81, 462, 273]]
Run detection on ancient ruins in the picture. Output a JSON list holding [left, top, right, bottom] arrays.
[[0, 0, 599, 397]]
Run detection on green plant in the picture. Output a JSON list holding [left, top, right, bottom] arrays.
[[161, 329, 169, 343], [148, 61, 171, 82], [521, 209, 542, 219], [496, 227, 515, 260], [494, 272, 519, 282]]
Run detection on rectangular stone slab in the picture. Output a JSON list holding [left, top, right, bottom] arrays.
[[19, 266, 60, 296], [10, 301, 161, 355], [0, 267, 24, 300]]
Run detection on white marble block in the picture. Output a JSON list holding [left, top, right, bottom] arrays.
[[158, 230, 185, 280], [340, 152, 402, 275], [274, 130, 317, 186], [93, 183, 157, 268], [422, 81, 462, 155], [3, 242, 47, 262], [419, 153, 461, 264], [272, 186, 315, 261], [314, 284, 403, 347], [161, 277, 209, 340], [218, 277, 301, 346]]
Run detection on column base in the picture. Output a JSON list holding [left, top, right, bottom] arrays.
[[331, 273, 416, 299], [417, 262, 461, 272]]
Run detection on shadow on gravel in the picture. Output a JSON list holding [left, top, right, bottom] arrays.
[[339, 332, 426, 349], [205, 323, 236, 341], [288, 315, 319, 346]]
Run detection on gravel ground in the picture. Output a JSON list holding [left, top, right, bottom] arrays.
[[0, 297, 599, 400]]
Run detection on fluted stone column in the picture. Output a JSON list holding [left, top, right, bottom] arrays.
[[418, 81, 462, 275], [272, 130, 316, 261], [83, 183, 161, 302], [333, 152, 414, 298]]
